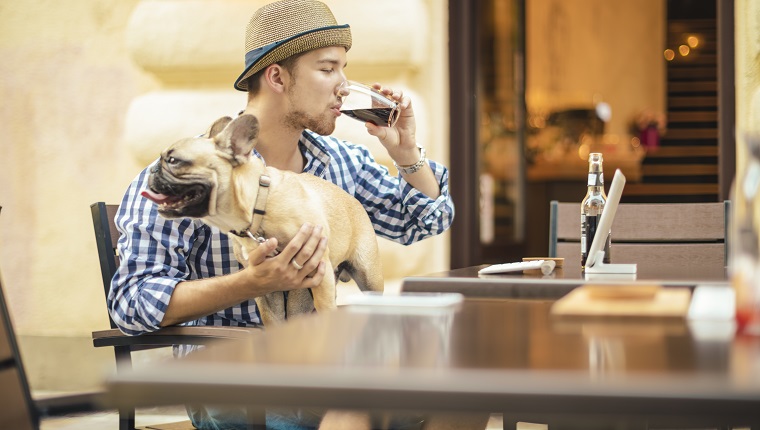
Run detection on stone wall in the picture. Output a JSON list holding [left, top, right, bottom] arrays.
[[0, 0, 148, 338]]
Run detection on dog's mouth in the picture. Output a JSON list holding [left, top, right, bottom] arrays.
[[141, 175, 212, 218]]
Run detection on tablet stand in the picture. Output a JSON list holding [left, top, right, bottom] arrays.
[[584, 250, 637, 274]]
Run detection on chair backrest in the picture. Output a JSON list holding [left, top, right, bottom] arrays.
[[0, 273, 39, 430], [91, 202, 121, 330], [90, 202, 164, 430], [549, 201, 730, 276], [89, 203, 254, 429]]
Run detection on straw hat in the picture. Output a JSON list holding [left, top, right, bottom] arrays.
[[233, 0, 352, 91]]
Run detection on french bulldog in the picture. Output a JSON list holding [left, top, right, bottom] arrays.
[[140, 114, 383, 325]]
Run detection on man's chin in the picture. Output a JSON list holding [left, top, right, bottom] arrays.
[[301, 114, 337, 136], [316, 125, 337, 136], [284, 111, 330, 136], [305, 120, 336, 136]]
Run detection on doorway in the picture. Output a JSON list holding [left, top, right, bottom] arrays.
[[448, 0, 734, 269]]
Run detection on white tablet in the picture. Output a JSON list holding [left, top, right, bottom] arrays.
[[585, 169, 626, 268]]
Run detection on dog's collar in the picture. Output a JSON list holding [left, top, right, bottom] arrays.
[[229, 174, 271, 243]]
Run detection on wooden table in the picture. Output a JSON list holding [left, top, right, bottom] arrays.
[[401, 264, 728, 299], [104, 298, 760, 429]]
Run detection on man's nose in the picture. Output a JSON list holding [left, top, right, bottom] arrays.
[[337, 80, 350, 97]]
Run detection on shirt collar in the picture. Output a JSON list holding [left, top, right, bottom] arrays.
[[298, 130, 332, 178]]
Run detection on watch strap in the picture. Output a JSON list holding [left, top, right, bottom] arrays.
[[393, 146, 426, 175]]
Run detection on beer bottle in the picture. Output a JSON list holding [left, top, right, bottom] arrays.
[[581, 153, 611, 269]]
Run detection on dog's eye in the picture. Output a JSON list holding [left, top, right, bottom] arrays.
[[163, 152, 187, 167]]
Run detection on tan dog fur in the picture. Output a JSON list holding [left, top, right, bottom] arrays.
[[142, 114, 384, 325]]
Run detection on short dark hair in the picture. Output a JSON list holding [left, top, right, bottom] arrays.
[[246, 52, 307, 96]]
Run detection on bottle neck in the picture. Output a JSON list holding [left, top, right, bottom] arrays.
[[587, 170, 604, 192]]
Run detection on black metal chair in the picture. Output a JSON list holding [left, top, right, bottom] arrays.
[[1, 269, 104, 430], [90, 202, 261, 430]]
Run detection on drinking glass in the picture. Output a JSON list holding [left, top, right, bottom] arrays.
[[338, 81, 400, 127]]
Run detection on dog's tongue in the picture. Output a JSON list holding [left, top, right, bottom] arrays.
[[141, 189, 175, 205]]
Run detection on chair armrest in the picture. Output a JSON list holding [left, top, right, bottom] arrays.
[[92, 326, 259, 348], [34, 389, 106, 417]]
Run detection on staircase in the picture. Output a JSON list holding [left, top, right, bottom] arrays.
[[624, 8, 720, 203]]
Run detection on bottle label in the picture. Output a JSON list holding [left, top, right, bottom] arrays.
[[581, 214, 600, 267], [581, 214, 611, 267], [587, 173, 604, 187], [580, 214, 587, 251]]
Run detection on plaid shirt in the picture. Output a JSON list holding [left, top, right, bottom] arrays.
[[109, 130, 454, 336]]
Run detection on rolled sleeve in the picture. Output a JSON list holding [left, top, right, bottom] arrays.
[[396, 160, 454, 230], [354, 152, 455, 245]]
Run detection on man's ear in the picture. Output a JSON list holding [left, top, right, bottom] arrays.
[[263, 63, 287, 94], [214, 114, 259, 164]]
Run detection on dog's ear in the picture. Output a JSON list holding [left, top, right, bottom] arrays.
[[214, 114, 259, 164], [208, 116, 233, 138]]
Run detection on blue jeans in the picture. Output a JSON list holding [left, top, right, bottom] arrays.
[[187, 405, 321, 430], [186, 404, 424, 430]]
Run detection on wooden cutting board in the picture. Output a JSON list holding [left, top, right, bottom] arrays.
[[551, 285, 692, 319]]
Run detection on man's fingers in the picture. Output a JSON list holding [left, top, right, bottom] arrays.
[[248, 238, 277, 265], [246, 223, 327, 290], [281, 223, 315, 261], [302, 261, 327, 286], [365, 123, 381, 137], [301, 237, 327, 276], [288, 224, 323, 269]]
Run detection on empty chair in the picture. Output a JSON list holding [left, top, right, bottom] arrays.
[[549, 201, 730, 279], [1, 269, 104, 430]]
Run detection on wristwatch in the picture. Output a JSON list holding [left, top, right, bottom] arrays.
[[393, 146, 426, 175]]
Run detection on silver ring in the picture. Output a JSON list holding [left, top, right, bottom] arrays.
[[291, 260, 303, 271]]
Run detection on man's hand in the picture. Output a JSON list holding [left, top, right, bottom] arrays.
[[160, 223, 327, 327], [242, 223, 327, 294], [364, 83, 440, 199], [364, 83, 419, 164]]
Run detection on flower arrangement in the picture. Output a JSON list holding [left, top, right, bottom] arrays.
[[629, 110, 667, 135], [629, 110, 667, 152]]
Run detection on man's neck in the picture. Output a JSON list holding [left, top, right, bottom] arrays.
[[242, 104, 304, 172]]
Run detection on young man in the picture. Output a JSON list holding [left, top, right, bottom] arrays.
[[110, 0, 473, 428]]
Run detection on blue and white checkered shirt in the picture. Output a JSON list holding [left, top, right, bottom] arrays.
[[109, 130, 454, 336]]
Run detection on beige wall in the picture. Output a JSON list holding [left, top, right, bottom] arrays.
[[0, 1, 149, 337], [0, 0, 450, 339]]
